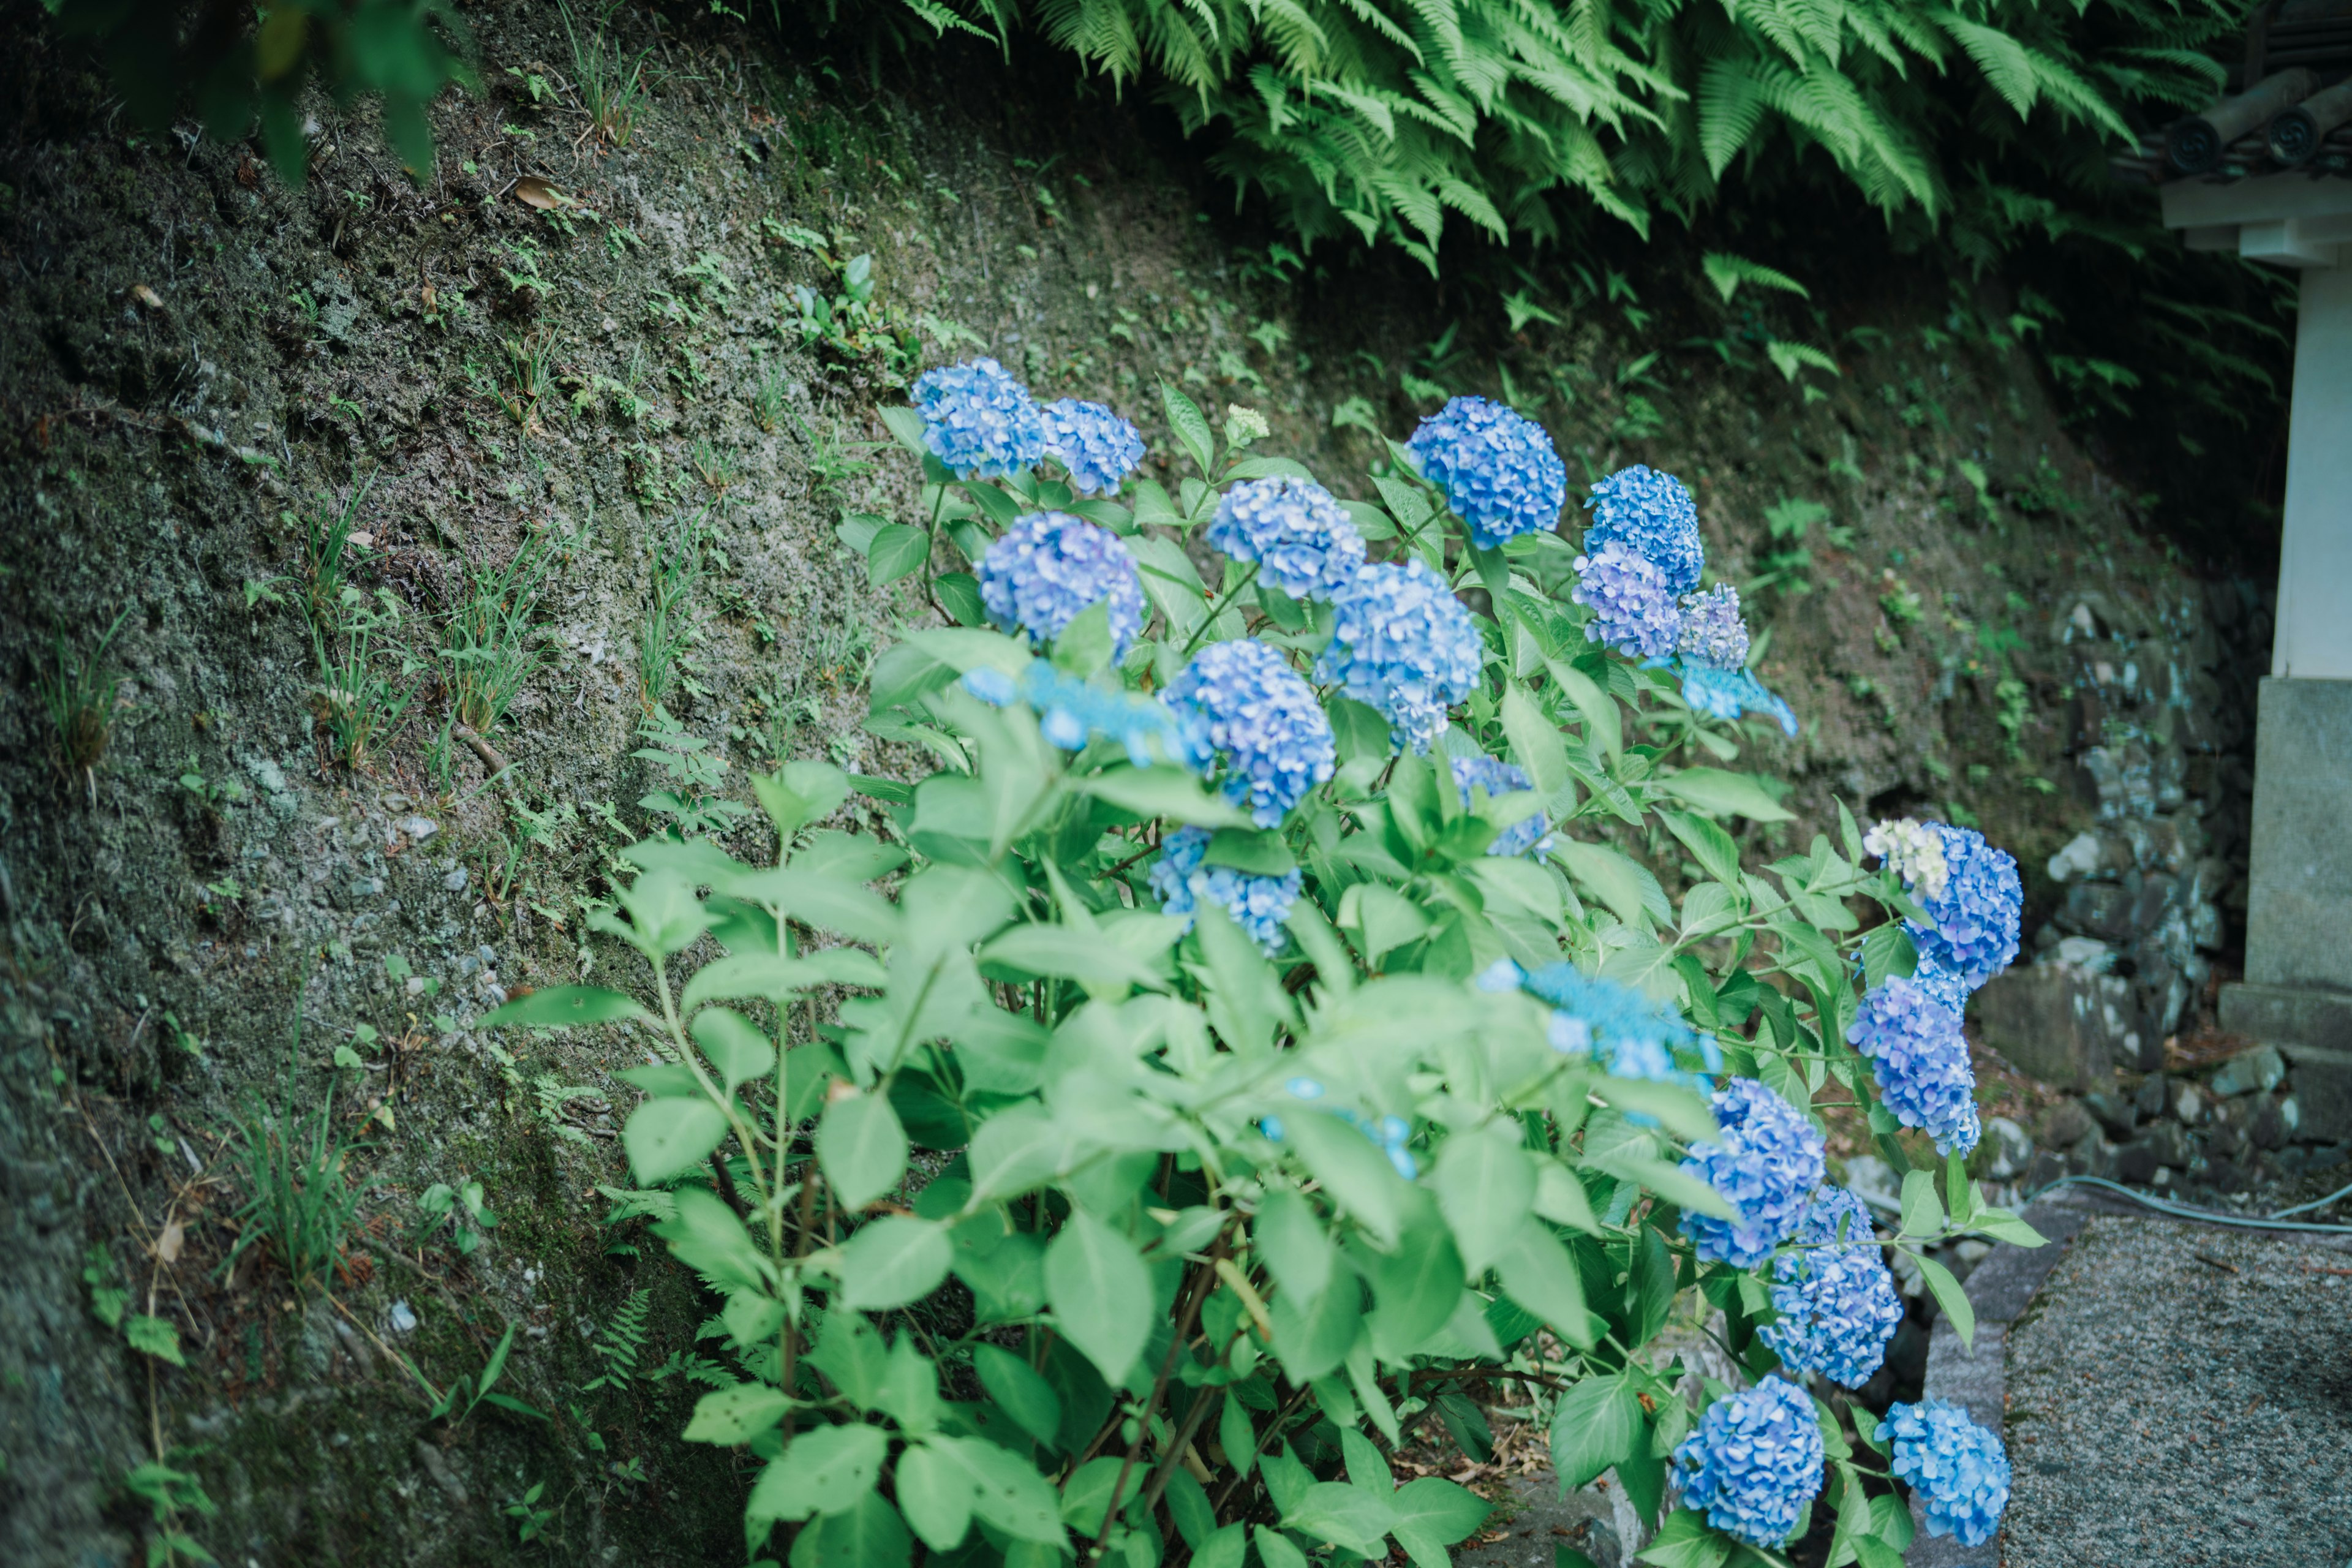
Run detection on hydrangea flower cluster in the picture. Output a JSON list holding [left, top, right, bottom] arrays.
[[1500, 960, 1719, 1085], [1205, 475, 1367, 601], [978, 512, 1146, 660], [1404, 396, 1567, 549], [1879, 1400, 2011, 1547], [1904, 823, 2022, 989], [1676, 584, 1751, 671], [913, 358, 1046, 479], [1163, 640, 1335, 826], [1760, 1186, 1904, 1389], [1863, 817, 1950, 902], [1585, 464, 1705, 594], [962, 660, 1207, 767], [1039, 398, 1145, 496], [1572, 541, 1681, 660], [1679, 664, 1800, 737], [1450, 756, 1552, 859], [1263, 1078, 1418, 1179], [1679, 1078, 1828, 1269], [1670, 1377, 1825, 1548], [1847, 976, 1981, 1155], [1149, 825, 1300, 957], [1317, 559, 1483, 752]]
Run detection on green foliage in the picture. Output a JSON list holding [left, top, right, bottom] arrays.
[[443, 524, 559, 737], [40, 606, 127, 788], [415, 1176, 499, 1257], [489, 384, 2042, 1566], [123, 1458, 219, 1567], [221, 1038, 369, 1298], [51, 0, 475, 182]]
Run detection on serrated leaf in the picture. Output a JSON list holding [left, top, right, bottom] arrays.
[[1162, 382, 1216, 475], [746, 1422, 889, 1524], [868, 523, 932, 586], [1550, 1376, 1642, 1491], [1283, 1482, 1395, 1556], [820, 1092, 910, 1213], [125, 1314, 185, 1366]]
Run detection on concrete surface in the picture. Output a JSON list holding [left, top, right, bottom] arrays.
[[2239, 679, 2352, 990]]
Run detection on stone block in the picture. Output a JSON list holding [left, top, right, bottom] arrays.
[[2218, 983, 2352, 1142], [1972, 963, 2154, 1088], [2243, 677, 2352, 992], [2080, 1091, 2135, 1141], [2208, 1043, 2286, 1098]]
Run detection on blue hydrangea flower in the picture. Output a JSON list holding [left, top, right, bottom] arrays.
[[1149, 824, 1300, 956], [1512, 961, 1720, 1085], [963, 659, 1207, 768], [1760, 1187, 1904, 1389], [1679, 664, 1800, 737], [978, 512, 1146, 659], [913, 358, 1046, 480], [1450, 755, 1552, 859], [1205, 476, 1366, 601], [1316, 559, 1483, 753], [1671, 1377, 1825, 1548], [1039, 398, 1145, 496], [1879, 1399, 2011, 1548], [1676, 584, 1751, 671], [1164, 640, 1335, 826], [1848, 976, 1981, 1156], [1405, 396, 1567, 549], [1679, 1079, 1827, 1269], [1904, 824, 2022, 989], [1585, 464, 1704, 594], [1910, 953, 1972, 1012], [1574, 541, 1681, 660]]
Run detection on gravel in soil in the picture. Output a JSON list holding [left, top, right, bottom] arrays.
[[2000, 1216, 2352, 1567]]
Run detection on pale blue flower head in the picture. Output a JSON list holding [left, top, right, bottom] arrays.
[[1681, 664, 1798, 737], [1574, 541, 1681, 660], [1848, 976, 1981, 1155], [1904, 824, 2022, 990], [1879, 1399, 2010, 1548], [1515, 962, 1719, 1086], [1040, 398, 1145, 496], [1676, 584, 1751, 671], [1450, 755, 1551, 859], [1149, 824, 1300, 956], [978, 511, 1146, 659], [1164, 639, 1335, 826], [1206, 475, 1366, 601], [1671, 1377, 1825, 1548], [1679, 1078, 1826, 1269], [963, 658, 1207, 768], [1406, 396, 1567, 549], [913, 358, 1046, 479], [1760, 1186, 1903, 1389], [1585, 464, 1704, 593], [1316, 559, 1483, 753]]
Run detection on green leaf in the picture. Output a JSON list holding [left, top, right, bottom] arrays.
[[879, 405, 929, 454], [1256, 1186, 1334, 1303], [1271, 1265, 1363, 1381], [1219, 1391, 1258, 1480], [1284, 1482, 1395, 1556], [894, 1441, 974, 1551], [692, 1008, 778, 1093], [1254, 1524, 1310, 1568], [1553, 841, 1656, 929], [1077, 767, 1254, 827], [1658, 769, 1793, 822], [1501, 683, 1569, 798], [1194, 1523, 1248, 1568], [1899, 1168, 1944, 1238], [1166, 1466, 1218, 1549], [1161, 381, 1216, 475], [1202, 827, 1297, 876], [820, 1091, 910, 1212], [1059, 1455, 1132, 1532], [1550, 1375, 1642, 1491], [1915, 1252, 1976, 1348], [937, 1434, 1068, 1545], [1547, 658, 1621, 762], [623, 1097, 729, 1186], [1495, 1221, 1597, 1347], [1658, 810, 1742, 891], [1967, 1208, 2048, 1248], [684, 1384, 793, 1446], [786, 1488, 911, 1568], [1637, 1508, 1733, 1568], [978, 924, 1166, 992], [973, 1343, 1063, 1447], [684, 951, 888, 1011], [1390, 1476, 1493, 1567], [1434, 1126, 1532, 1276], [809, 1311, 889, 1406], [653, 1186, 772, 1296], [837, 1216, 954, 1310], [481, 985, 656, 1031], [1050, 598, 1115, 676], [124, 1314, 185, 1366], [748, 1422, 890, 1524], [937, 571, 988, 626], [1045, 1208, 1152, 1386], [723, 866, 903, 945], [1282, 1110, 1408, 1248], [753, 761, 853, 838], [1859, 924, 1918, 990], [868, 523, 932, 586]]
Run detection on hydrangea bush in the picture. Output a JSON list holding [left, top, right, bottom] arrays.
[[489, 368, 2039, 1567]]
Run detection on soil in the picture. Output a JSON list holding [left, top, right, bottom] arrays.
[[0, 4, 2270, 1563]]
